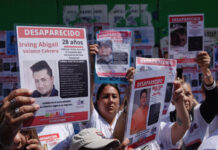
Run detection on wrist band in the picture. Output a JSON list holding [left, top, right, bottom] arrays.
[[204, 80, 216, 91]]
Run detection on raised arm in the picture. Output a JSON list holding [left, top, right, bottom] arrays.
[[113, 67, 135, 143], [0, 89, 39, 148], [171, 80, 190, 145], [89, 44, 99, 113], [196, 51, 218, 123]]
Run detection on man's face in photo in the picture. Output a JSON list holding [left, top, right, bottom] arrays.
[[33, 69, 54, 97], [99, 44, 112, 57]]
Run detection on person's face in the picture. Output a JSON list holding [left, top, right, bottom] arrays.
[[182, 83, 194, 112], [9, 130, 30, 150], [99, 45, 112, 57], [33, 69, 54, 97], [178, 32, 187, 46], [140, 92, 147, 107], [97, 85, 120, 120]]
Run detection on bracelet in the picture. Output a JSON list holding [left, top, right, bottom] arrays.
[[204, 80, 216, 91]]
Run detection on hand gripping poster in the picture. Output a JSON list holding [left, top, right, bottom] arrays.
[[168, 14, 204, 65], [136, 57, 177, 115], [95, 29, 132, 77], [16, 26, 90, 127], [125, 70, 168, 149]]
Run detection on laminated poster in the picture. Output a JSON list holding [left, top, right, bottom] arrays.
[[16, 26, 90, 127]]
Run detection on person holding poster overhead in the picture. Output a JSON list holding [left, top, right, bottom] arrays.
[[85, 44, 134, 140]]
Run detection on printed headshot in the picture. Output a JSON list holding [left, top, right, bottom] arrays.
[[97, 40, 113, 64], [170, 23, 187, 48], [130, 88, 150, 135], [24, 60, 59, 98], [30, 60, 58, 97]]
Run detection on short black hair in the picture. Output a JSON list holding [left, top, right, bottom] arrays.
[[98, 40, 112, 49], [30, 60, 53, 77], [140, 89, 147, 98]]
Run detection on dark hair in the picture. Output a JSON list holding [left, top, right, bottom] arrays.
[[171, 28, 187, 46], [95, 84, 120, 113], [98, 40, 112, 49], [30, 60, 53, 77], [140, 89, 147, 98]]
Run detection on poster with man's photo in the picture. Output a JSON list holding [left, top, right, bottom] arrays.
[[125, 70, 168, 149], [16, 26, 90, 127], [168, 14, 204, 64], [135, 57, 177, 116], [214, 45, 218, 69], [95, 29, 132, 77]]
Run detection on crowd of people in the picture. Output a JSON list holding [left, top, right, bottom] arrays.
[[0, 42, 217, 150]]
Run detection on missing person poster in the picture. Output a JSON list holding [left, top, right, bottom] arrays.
[[16, 26, 90, 127], [168, 14, 204, 64], [95, 29, 132, 77], [125, 70, 168, 149], [136, 57, 177, 115]]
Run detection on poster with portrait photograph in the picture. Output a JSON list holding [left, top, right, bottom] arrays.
[[95, 29, 132, 77], [135, 57, 177, 115], [169, 14, 204, 64], [214, 45, 218, 69], [131, 45, 153, 67], [125, 70, 168, 149], [16, 26, 90, 127]]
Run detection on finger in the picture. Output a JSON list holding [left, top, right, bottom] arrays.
[[27, 139, 40, 145], [26, 144, 42, 150], [17, 104, 40, 116], [126, 67, 135, 77], [13, 112, 36, 125], [6, 89, 32, 102], [173, 80, 181, 90], [11, 97, 36, 108], [4, 111, 35, 127]]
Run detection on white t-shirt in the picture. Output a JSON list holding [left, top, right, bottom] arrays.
[[156, 121, 174, 150], [198, 129, 218, 149], [81, 108, 122, 138], [36, 123, 74, 150], [209, 115, 218, 136], [158, 104, 210, 149]]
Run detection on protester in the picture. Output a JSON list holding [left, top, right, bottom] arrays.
[[36, 123, 74, 150], [70, 128, 120, 150], [163, 51, 218, 149], [0, 88, 40, 148], [85, 44, 134, 139], [8, 128, 43, 150], [30, 60, 58, 97]]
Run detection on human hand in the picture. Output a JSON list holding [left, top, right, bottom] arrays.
[[172, 80, 185, 105], [0, 89, 39, 147], [89, 44, 99, 56], [26, 139, 44, 150], [89, 44, 99, 71], [125, 67, 135, 84], [120, 138, 134, 150], [196, 51, 211, 73]]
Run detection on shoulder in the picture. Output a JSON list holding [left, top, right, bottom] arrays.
[[32, 90, 41, 97]]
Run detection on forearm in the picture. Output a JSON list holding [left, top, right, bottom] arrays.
[[0, 119, 18, 148], [171, 102, 190, 145], [201, 68, 213, 85], [200, 83, 218, 123]]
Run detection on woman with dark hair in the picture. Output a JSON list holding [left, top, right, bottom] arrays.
[[85, 44, 134, 138]]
